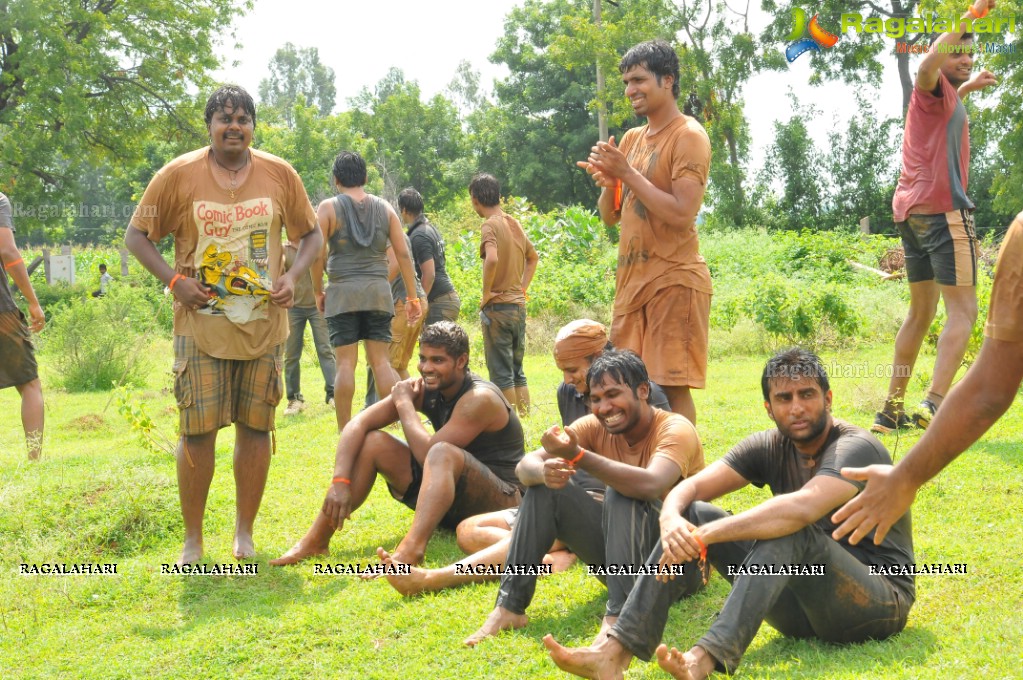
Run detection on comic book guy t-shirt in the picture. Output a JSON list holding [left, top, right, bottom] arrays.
[[130, 147, 317, 360]]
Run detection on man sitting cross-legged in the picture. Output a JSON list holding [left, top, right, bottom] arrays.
[[270, 321, 524, 567], [465, 349, 704, 646], [543, 348, 915, 680], [379, 319, 672, 595]]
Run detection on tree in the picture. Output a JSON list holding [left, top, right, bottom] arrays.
[[258, 43, 337, 127], [0, 0, 244, 240], [761, 96, 827, 230], [348, 69, 468, 206]]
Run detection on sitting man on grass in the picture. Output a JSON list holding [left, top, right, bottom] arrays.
[[270, 321, 524, 568], [543, 348, 915, 680], [379, 319, 671, 595], [465, 349, 704, 646]]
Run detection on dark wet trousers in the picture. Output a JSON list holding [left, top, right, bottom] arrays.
[[494, 482, 663, 618], [610, 502, 913, 673]]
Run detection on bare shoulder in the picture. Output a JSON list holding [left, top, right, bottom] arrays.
[[452, 384, 507, 427]]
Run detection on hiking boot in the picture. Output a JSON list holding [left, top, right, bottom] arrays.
[[284, 399, 305, 416], [911, 400, 938, 430], [870, 409, 911, 434]]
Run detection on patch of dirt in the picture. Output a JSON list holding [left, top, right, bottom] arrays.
[[69, 414, 107, 431], [82, 483, 113, 506]]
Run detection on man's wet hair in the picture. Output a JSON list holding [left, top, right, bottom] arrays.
[[398, 188, 424, 216], [332, 151, 367, 188], [929, 31, 973, 46], [761, 348, 830, 401], [587, 349, 649, 397], [469, 173, 501, 208], [420, 321, 470, 361], [619, 39, 680, 99], [205, 85, 257, 129]]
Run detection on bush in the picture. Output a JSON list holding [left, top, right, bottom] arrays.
[[39, 285, 163, 391]]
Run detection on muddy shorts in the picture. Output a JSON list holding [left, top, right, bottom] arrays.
[[327, 310, 393, 347], [390, 448, 521, 530], [172, 335, 283, 435], [897, 210, 978, 286], [0, 309, 38, 389], [611, 285, 710, 388]]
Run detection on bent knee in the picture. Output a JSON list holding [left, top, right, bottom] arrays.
[[424, 441, 466, 469]]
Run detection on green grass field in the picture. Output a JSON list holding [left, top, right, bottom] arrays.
[[1, 338, 1021, 679]]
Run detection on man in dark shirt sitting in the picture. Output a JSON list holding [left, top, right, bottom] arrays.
[[271, 321, 523, 567], [544, 348, 914, 680]]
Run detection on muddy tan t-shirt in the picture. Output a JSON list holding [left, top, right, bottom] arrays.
[[567, 408, 704, 495], [479, 212, 535, 305], [130, 147, 317, 360], [615, 115, 712, 315]]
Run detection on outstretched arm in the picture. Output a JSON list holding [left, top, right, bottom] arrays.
[[832, 335, 1023, 545], [917, 0, 995, 93]]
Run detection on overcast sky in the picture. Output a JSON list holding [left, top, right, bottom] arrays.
[[212, 0, 907, 172]]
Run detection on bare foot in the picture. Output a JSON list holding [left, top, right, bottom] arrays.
[[593, 615, 618, 645], [542, 549, 578, 573], [177, 538, 203, 566], [233, 532, 255, 560], [543, 634, 627, 680], [378, 547, 436, 595], [655, 645, 695, 680], [269, 539, 329, 566], [464, 606, 528, 646]]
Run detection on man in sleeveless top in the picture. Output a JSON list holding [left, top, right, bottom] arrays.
[[543, 349, 914, 680], [0, 191, 46, 460], [578, 39, 712, 426], [873, 1, 998, 435], [270, 321, 524, 568], [363, 233, 430, 407], [466, 350, 705, 647], [399, 187, 461, 325], [377, 319, 673, 597], [124, 85, 323, 564], [470, 172, 538, 417], [309, 151, 421, 432]]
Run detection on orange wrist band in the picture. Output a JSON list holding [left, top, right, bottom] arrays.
[[332, 476, 351, 485], [968, 5, 988, 18], [692, 533, 708, 561], [568, 448, 585, 465], [168, 273, 184, 290], [4, 257, 23, 270], [613, 180, 623, 212]]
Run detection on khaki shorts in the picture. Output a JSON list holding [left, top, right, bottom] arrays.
[[388, 297, 428, 372], [172, 335, 283, 435], [611, 285, 710, 388], [985, 214, 1023, 343]]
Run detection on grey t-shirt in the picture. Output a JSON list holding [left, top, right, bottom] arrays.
[[0, 193, 19, 314], [324, 194, 392, 316], [407, 216, 455, 301], [722, 419, 916, 599], [389, 234, 427, 304]]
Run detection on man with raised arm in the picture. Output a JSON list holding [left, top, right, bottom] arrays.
[[543, 349, 915, 680], [834, 207, 1023, 545], [578, 39, 712, 425], [465, 350, 703, 647], [271, 321, 524, 568], [872, 0, 998, 434], [124, 85, 322, 564]]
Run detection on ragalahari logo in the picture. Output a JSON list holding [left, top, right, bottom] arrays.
[[785, 7, 840, 62]]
